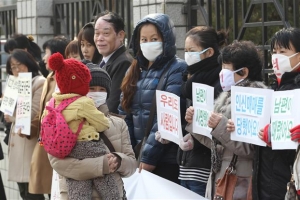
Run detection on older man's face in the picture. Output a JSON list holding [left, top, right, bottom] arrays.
[[94, 16, 124, 57]]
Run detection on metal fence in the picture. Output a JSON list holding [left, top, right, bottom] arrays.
[[53, 0, 133, 43], [182, 0, 300, 82]]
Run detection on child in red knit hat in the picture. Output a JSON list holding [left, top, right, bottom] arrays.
[[41, 53, 119, 199]]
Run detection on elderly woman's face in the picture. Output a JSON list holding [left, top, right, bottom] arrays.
[[89, 86, 107, 92]]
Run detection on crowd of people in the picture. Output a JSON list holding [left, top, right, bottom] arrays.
[[0, 9, 300, 200]]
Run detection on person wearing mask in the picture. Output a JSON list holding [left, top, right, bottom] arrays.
[[28, 36, 70, 197], [185, 40, 266, 199], [119, 13, 187, 184], [65, 40, 81, 61], [94, 10, 133, 114], [4, 49, 45, 200], [253, 27, 300, 200], [48, 64, 136, 199], [156, 26, 227, 196], [78, 22, 102, 64]]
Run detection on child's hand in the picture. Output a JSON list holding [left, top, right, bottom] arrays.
[[227, 119, 235, 132], [185, 106, 194, 124]]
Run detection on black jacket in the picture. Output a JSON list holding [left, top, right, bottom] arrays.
[[252, 72, 300, 200], [178, 55, 222, 169], [103, 45, 132, 114]]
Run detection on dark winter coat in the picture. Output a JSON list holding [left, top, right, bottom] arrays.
[[178, 54, 222, 169], [119, 13, 187, 166], [252, 71, 300, 200]]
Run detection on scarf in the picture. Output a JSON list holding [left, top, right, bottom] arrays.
[[187, 54, 219, 75]]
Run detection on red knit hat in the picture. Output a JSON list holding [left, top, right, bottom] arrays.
[[49, 53, 91, 96]]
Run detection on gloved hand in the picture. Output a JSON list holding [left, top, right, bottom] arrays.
[[179, 133, 194, 151], [155, 131, 170, 144], [261, 124, 271, 146], [290, 124, 300, 143]]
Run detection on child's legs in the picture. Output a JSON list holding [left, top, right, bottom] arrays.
[[68, 140, 107, 159], [93, 175, 120, 200], [66, 178, 92, 200]]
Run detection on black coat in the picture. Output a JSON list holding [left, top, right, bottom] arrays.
[[178, 55, 222, 169], [102, 45, 133, 114], [252, 72, 300, 200]]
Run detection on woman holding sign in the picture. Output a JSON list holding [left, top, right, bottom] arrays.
[[119, 13, 186, 183], [253, 27, 300, 200], [4, 49, 45, 200], [186, 40, 266, 199], [176, 26, 227, 196]]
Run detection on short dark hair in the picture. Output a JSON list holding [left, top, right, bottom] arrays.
[[42, 36, 70, 58], [270, 27, 300, 53], [4, 39, 18, 53], [218, 40, 263, 81], [94, 10, 125, 33], [77, 23, 102, 64], [6, 49, 41, 77]]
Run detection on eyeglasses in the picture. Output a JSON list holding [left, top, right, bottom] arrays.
[[10, 63, 22, 72]]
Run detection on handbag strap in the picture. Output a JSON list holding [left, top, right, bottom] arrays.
[[227, 154, 238, 173], [143, 57, 176, 139], [100, 132, 116, 152]]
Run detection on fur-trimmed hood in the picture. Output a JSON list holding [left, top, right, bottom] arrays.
[[214, 80, 267, 118]]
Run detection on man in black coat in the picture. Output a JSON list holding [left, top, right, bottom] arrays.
[[94, 11, 133, 114]]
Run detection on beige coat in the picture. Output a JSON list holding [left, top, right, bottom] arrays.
[[8, 75, 45, 182], [48, 104, 137, 199], [192, 81, 266, 199], [29, 72, 56, 194]]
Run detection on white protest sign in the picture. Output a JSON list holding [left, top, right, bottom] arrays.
[[0, 75, 19, 116], [156, 90, 182, 144], [192, 83, 214, 139], [231, 86, 273, 146], [270, 90, 300, 150], [15, 72, 32, 135]]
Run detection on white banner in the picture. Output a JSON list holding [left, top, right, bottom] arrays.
[[192, 83, 214, 139], [50, 170, 60, 200], [156, 90, 182, 144], [123, 169, 208, 199], [231, 86, 273, 146], [0, 75, 19, 116], [270, 89, 300, 149], [14, 72, 32, 135]]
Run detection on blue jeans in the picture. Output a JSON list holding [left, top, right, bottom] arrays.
[[180, 179, 207, 197]]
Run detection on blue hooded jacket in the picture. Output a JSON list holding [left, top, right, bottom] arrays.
[[119, 13, 187, 166]]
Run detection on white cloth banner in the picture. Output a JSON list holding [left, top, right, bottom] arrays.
[[192, 83, 214, 139], [14, 72, 32, 135], [231, 86, 273, 146], [123, 169, 208, 199], [156, 90, 182, 144], [270, 89, 300, 149], [50, 170, 60, 200], [0, 75, 19, 116]]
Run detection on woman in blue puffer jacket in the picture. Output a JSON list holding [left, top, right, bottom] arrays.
[[119, 13, 187, 183]]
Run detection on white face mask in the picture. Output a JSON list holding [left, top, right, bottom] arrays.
[[219, 68, 244, 92], [272, 53, 300, 78], [86, 92, 107, 108], [140, 42, 163, 62], [184, 48, 209, 66]]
